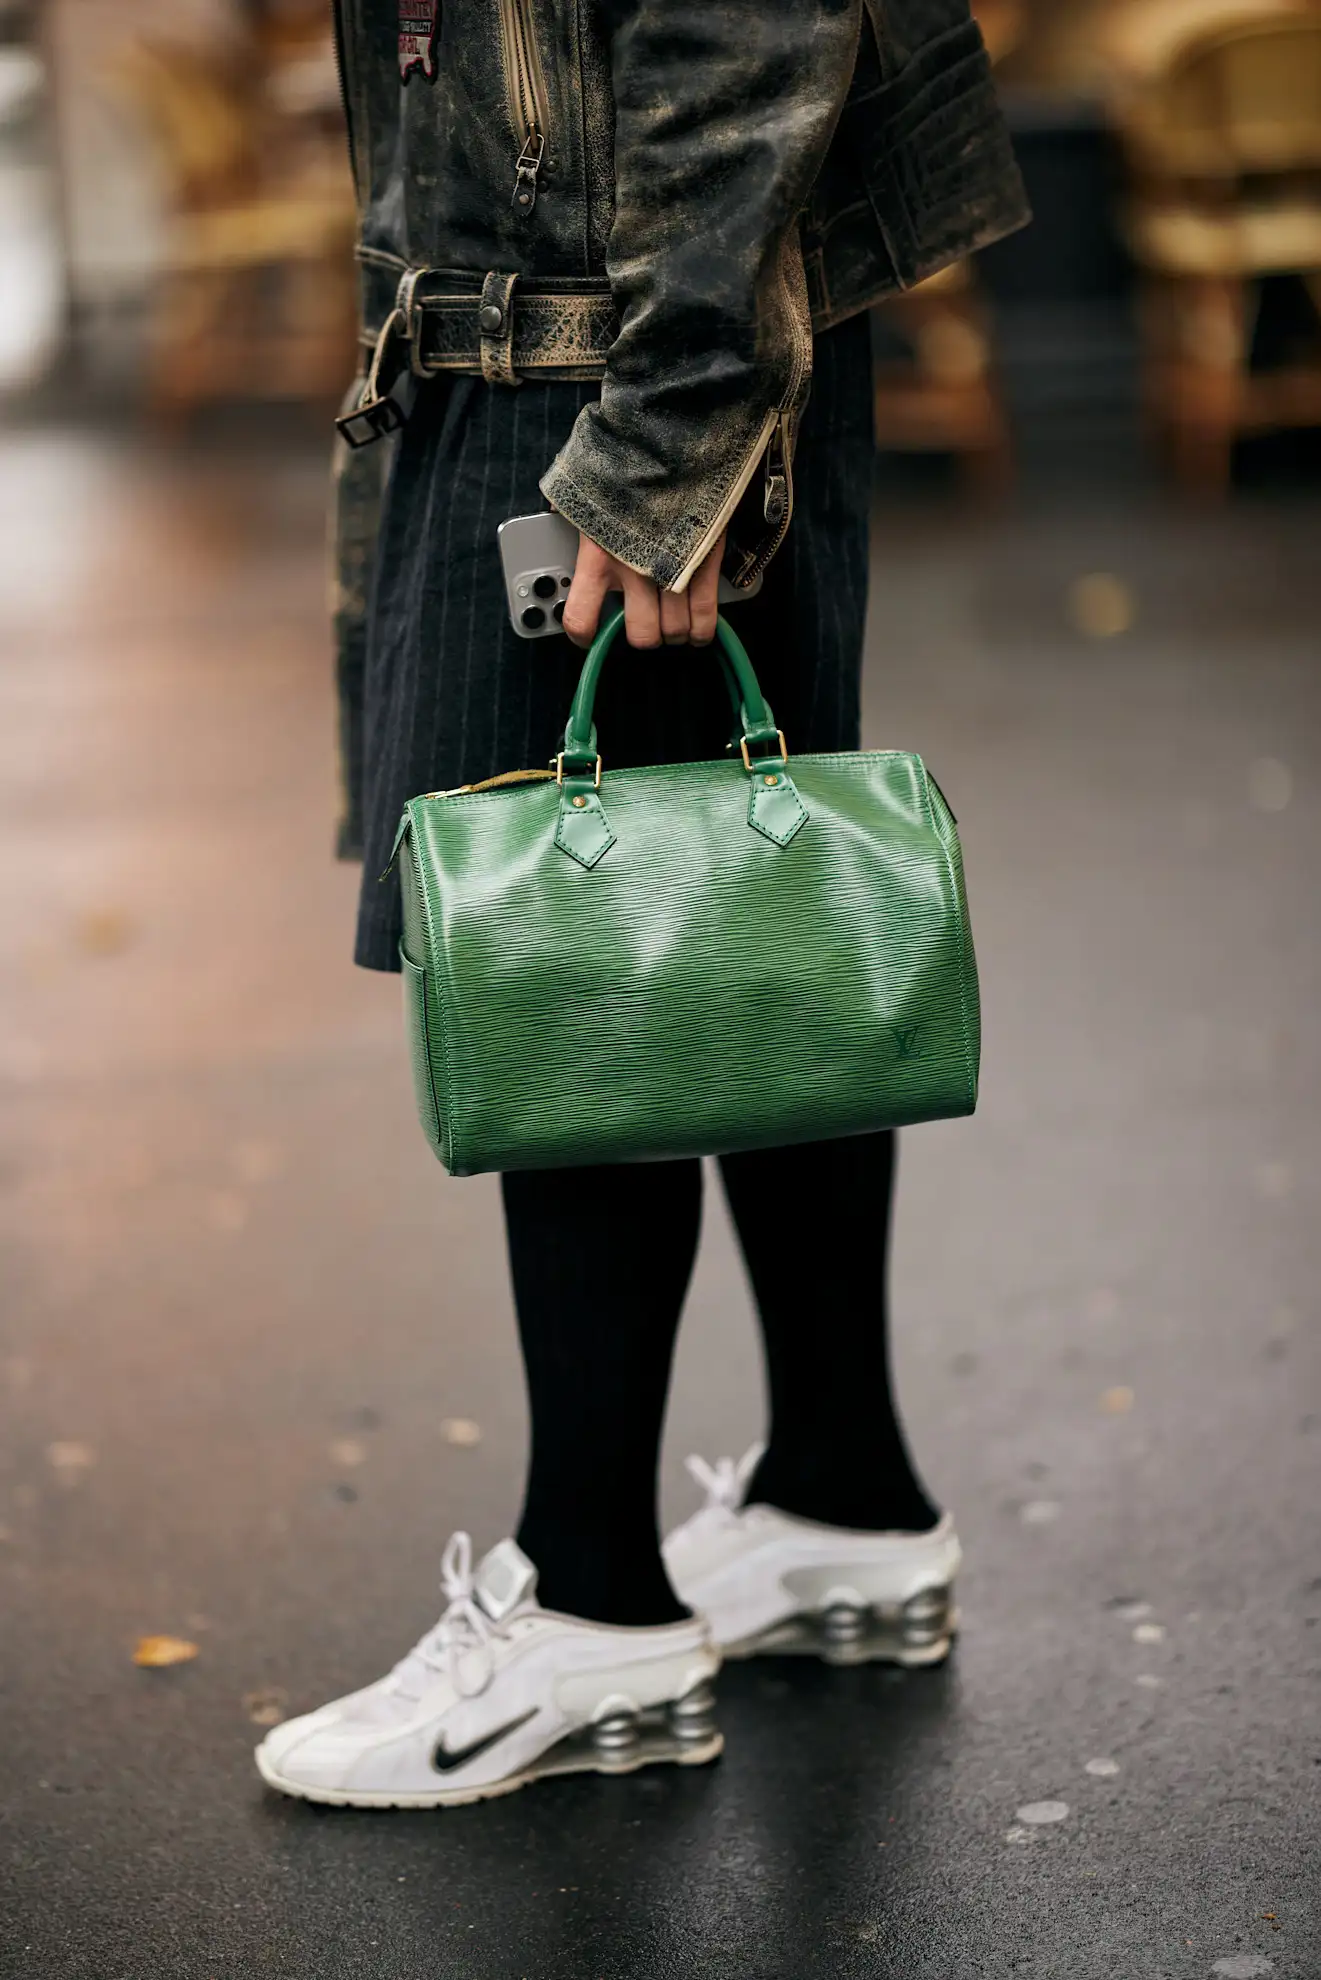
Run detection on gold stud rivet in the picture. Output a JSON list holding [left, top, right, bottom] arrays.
[[572, 795, 587, 808], [764, 774, 778, 787]]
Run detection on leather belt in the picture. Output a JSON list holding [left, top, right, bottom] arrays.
[[337, 262, 619, 447]]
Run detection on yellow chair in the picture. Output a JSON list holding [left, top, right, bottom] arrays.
[[1118, 13, 1321, 492], [112, 38, 356, 422]]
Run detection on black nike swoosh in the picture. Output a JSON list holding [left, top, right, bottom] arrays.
[[432, 1705, 540, 1776]]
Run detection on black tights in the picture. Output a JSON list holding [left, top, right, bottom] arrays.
[[502, 1131, 939, 1627]]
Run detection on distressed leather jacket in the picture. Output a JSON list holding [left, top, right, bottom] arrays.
[[332, 0, 1027, 590]]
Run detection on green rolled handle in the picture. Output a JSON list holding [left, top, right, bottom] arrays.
[[552, 606, 806, 869], [561, 608, 784, 768]]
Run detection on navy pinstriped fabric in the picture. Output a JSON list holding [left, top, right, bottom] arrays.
[[355, 310, 874, 972]]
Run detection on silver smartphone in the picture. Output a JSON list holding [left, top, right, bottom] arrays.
[[497, 511, 762, 639]]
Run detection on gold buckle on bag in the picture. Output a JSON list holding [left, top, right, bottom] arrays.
[[554, 753, 602, 788], [740, 731, 788, 772]]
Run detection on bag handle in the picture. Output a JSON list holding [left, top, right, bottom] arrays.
[[552, 608, 808, 870], [558, 608, 786, 777]]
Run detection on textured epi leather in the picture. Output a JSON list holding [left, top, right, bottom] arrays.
[[397, 748, 980, 1177]]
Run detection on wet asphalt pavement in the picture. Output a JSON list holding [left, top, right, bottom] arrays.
[[0, 418, 1318, 1979]]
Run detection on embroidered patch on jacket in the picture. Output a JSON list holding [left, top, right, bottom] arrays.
[[398, 0, 438, 81]]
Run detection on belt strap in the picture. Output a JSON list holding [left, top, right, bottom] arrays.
[[415, 286, 617, 375], [338, 266, 620, 446]]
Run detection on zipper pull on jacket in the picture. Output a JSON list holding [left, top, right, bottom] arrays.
[[763, 416, 790, 528], [512, 132, 544, 213]]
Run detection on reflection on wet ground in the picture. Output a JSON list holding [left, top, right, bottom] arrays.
[[1, 418, 1319, 1977]]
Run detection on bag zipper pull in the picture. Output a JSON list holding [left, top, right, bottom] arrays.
[[379, 808, 413, 881], [512, 132, 544, 213]]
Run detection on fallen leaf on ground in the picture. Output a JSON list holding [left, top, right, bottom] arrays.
[[133, 1635, 199, 1668], [76, 908, 137, 957], [441, 1418, 482, 1447], [231, 1139, 285, 1184], [46, 1441, 96, 1481], [243, 1687, 288, 1726], [1067, 573, 1135, 639], [1100, 1386, 1134, 1414]]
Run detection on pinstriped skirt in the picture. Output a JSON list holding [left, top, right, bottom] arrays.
[[355, 308, 874, 972]]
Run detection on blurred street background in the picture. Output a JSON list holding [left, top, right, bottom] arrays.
[[1, 3, 1320, 1976]]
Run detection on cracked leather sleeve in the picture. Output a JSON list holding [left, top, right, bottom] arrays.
[[539, 0, 861, 591]]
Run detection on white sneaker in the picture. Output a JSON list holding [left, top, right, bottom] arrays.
[[662, 1448, 961, 1667], [256, 1533, 722, 1808]]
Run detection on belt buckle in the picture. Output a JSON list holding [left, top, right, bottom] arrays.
[[335, 392, 408, 449]]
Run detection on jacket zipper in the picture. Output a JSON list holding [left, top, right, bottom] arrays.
[[738, 228, 814, 585], [498, 0, 550, 213], [674, 230, 814, 594], [330, 0, 360, 196], [739, 411, 797, 587]]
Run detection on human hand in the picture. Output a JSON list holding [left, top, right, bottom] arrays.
[[562, 531, 725, 651]]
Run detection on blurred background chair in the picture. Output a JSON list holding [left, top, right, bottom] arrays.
[[111, 21, 355, 425], [1117, 12, 1321, 494], [869, 0, 1024, 496], [870, 258, 1016, 496], [1096, 0, 1316, 89]]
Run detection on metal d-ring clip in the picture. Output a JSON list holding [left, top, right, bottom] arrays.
[[335, 307, 409, 448], [335, 262, 433, 450], [554, 752, 602, 789], [739, 730, 788, 773]]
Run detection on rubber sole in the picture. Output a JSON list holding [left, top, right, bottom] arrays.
[[721, 1626, 954, 1668], [720, 1588, 959, 1669], [255, 1691, 723, 1810]]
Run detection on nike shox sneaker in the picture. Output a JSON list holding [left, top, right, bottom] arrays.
[[256, 1532, 721, 1808], [662, 1448, 961, 1668]]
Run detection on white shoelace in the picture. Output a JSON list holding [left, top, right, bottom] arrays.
[[684, 1443, 766, 1515], [394, 1532, 504, 1700]]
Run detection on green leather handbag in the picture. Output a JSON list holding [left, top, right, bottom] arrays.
[[393, 609, 979, 1176]]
